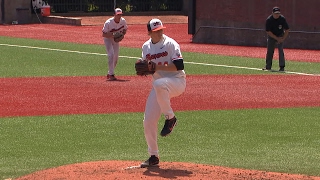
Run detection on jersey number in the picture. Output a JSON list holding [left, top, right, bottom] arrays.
[[157, 61, 169, 66]]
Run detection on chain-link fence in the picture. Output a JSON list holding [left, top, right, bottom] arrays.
[[47, 0, 183, 13]]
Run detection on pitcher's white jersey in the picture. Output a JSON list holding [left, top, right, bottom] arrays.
[[102, 17, 127, 35], [142, 34, 186, 80]]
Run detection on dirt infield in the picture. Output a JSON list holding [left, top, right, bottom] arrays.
[[80, 15, 188, 25], [15, 161, 320, 180], [2, 75, 320, 117], [1, 16, 320, 180]]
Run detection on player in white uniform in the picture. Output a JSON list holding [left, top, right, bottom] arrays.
[[102, 8, 128, 81], [140, 19, 186, 167]]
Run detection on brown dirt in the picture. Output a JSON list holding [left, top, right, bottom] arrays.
[[15, 161, 320, 180], [79, 15, 188, 25], [2, 75, 320, 117]]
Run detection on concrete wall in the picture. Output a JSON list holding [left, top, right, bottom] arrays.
[[4, 0, 31, 24], [1, 0, 44, 24], [182, 0, 189, 15], [0, 0, 2, 24], [192, 0, 320, 50]]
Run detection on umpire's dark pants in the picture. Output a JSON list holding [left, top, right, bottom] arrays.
[[265, 37, 285, 69]]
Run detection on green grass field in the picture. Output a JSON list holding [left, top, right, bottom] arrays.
[[1, 36, 320, 179]]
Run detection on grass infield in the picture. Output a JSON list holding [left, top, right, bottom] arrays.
[[0, 36, 320, 179]]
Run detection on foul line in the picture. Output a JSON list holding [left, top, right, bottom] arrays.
[[184, 62, 320, 76], [1, 43, 319, 76]]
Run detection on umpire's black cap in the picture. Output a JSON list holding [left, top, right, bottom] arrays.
[[272, 7, 281, 14]]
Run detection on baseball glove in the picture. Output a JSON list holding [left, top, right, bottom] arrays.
[[135, 59, 156, 76], [113, 32, 124, 43]]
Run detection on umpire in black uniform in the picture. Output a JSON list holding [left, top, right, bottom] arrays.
[[264, 7, 290, 71]]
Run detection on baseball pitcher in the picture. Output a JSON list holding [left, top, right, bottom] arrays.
[[135, 18, 186, 168]]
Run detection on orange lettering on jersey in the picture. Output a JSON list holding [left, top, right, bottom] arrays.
[[146, 51, 168, 61]]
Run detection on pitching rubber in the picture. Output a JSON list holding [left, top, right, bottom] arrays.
[[124, 165, 141, 170]]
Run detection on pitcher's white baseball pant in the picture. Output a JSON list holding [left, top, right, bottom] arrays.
[[143, 77, 186, 156]]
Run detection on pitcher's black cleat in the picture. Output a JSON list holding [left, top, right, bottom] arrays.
[[160, 116, 177, 137], [140, 155, 159, 168]]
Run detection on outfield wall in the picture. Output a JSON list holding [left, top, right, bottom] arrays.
[[192, 0, 320, 50], [0, 0, 43, 24]]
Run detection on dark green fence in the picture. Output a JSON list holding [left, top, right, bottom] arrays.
[[47, 0, 183, 13]]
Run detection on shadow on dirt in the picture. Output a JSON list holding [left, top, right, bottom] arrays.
[[143, 166, 193, 179]]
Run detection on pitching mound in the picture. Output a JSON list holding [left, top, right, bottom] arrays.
[[15, 161, 320, 180]]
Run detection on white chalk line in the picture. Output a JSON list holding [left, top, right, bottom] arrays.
[[185, 62, 320, 76], [1, 43, 319, 76]]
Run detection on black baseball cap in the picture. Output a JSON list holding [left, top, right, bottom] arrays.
[[272, 7, 281, 14]]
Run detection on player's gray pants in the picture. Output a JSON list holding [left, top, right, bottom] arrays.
[[143, 77, 186, 157], [103, 38, 120, 75], [265, 37, 285, 69]]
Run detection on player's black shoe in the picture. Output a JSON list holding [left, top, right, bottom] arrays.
[[140, 155, 159, 168], [107, 74, 117, 81], [279, 67, 285, 72], [160, 116, 177, 137]]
